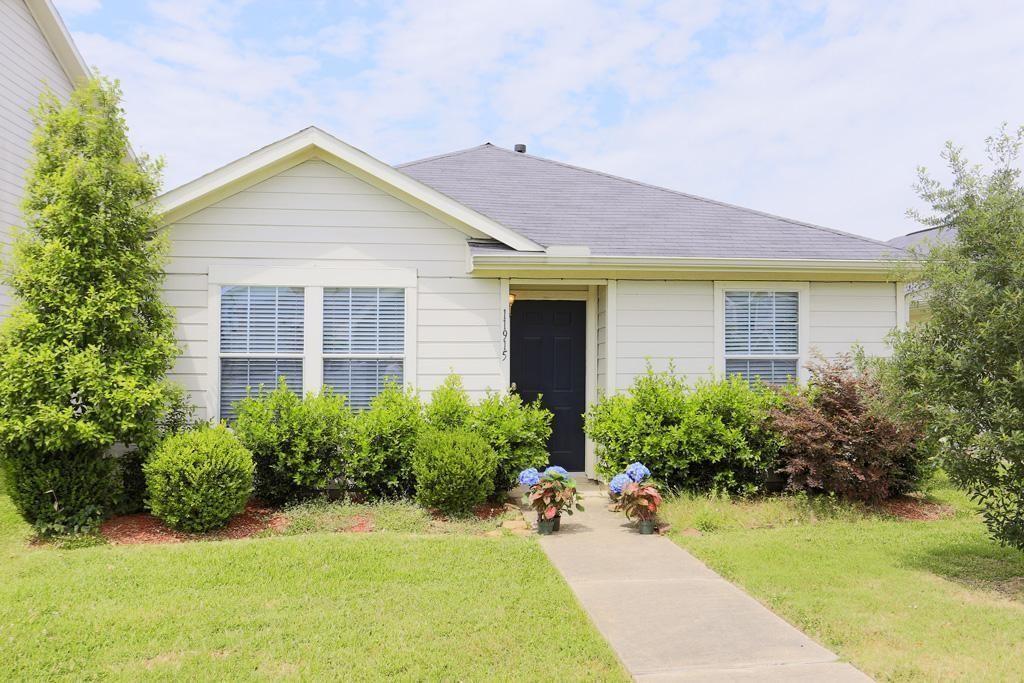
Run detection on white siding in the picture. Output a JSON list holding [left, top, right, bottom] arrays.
[[613, 280, 715, 390], [164, 159, 505, 418], [809, 281, 897, 358], [0, 0, 75, 314], [609, 279, 898, 392]]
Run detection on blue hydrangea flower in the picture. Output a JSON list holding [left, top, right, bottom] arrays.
[[518, 468, 541, 487], [609, 473, 631, 495], [544, 466, 569, 477], [625, 462, 651, 482]]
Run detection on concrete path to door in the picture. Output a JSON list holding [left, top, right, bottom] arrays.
[[535, 485, 872, 682]]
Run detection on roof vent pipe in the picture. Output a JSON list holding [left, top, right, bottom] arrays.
[[514, 144, 526, 153]]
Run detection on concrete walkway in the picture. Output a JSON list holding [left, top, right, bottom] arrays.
[[534, 486, 871, 682]]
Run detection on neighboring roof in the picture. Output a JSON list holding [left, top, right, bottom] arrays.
[[156, 127, 543, 252], [401, 144, 902, 261], [887, 225, 957, 250], [24, 0, 90, 84]]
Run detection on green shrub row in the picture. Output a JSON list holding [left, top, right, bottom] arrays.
[[586, 360, 925, 500], [231, 375, 552, 515]]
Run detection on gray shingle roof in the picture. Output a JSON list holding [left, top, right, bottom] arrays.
[[887, 226, 956, 250], [399, 143, 902, 260]]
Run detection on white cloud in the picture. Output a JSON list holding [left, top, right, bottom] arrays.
[[56, 0, 101, 16], [64, 0, 1024, 240]]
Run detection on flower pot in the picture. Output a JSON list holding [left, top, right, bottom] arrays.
[[637, 519, 657, 535], [552, 514, 561, 531], [537, 518, 557, 535]]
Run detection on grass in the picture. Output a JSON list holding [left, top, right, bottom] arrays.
[[0, 493, 626, 681], [278, 498, 520, 536], [662, 476, 1024, 681]]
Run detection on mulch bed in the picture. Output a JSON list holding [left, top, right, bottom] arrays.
[[879, 495, 955, 521], [100, 502, 288, 545]]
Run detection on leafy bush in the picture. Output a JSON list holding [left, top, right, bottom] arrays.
[[585, 369, 783, 494], [772, 357, 924, 502], [144, 425, 254, 532], [0, 77, 178, 533], [412, 429, 496, 515], [113, 386, 202, 515], [886, 127, 1024, 549], [424, 375, 472, 430], [350, 384, 423, 499], [233, 380, 356, 504], [469, 391, 551, 496]]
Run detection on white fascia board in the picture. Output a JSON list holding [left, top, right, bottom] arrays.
[[155, 127, 544, 253], [471, 253, 913, 277], [25, 0, 90, 84]]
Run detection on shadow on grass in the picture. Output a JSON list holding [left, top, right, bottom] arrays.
[[903, 536, 1024, 601]]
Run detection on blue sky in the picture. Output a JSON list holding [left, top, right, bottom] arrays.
[[56, 0, 1024, 240]]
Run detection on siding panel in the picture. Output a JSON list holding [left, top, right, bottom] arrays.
[[809, 282, 897, 359], [163, 160, 504, 417]]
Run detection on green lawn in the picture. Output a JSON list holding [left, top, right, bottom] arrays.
[[662, 478, 1024, 681], [0, 494, 625, 681]]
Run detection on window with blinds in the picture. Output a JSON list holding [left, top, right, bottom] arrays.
[[219, 285, 304, 419], [323, 287, 404, 409], [724, 290, 798, 385]]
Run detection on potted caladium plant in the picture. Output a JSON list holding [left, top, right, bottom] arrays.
[[618, 481, 663, 534], [611, 462, 662, 534], [519, 466, 584, 534]]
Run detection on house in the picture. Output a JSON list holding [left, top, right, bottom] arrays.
[[156, 127, 908, 478], [888, 226, 955, 324], [0, 0, 89, 314]]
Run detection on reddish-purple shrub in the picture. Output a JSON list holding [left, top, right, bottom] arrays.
[[771, 357, 924, 502]]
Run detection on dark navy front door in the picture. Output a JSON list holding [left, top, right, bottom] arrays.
[[510, 300, 586, 472]]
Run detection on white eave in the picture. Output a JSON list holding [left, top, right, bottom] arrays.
[[156, 127, 545, 253], [25, 0, 90, 84], [470, 252, 911, 279]]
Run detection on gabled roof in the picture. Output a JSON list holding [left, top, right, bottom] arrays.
[[24, 0, 90, 84], [156, 128, 543, 252], [401, 143, 903, 261]]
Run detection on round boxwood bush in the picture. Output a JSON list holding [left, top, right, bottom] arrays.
[[412, 428, 496, 516], [144, 425, 255, 532]]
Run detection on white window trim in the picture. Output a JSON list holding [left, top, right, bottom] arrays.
[[207, 265, 417, 420], [713, 281, 810, 384]]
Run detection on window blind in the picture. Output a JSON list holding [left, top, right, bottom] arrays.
[[323, 287, 404, 408], [220, 286, 304, 419], [724, 291, 799, 385]]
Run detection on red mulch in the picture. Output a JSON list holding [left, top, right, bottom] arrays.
[[342, 514, 374, 533], [879, 496, 955, 521], [100, 502, 288, 545], [428, 501, 511, 521]]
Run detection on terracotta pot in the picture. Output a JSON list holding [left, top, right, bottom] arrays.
[[638, 519, 657, 535], [537, 518, 556, 535]]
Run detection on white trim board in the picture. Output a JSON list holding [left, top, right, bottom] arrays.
[[156, 127, 544, 253]]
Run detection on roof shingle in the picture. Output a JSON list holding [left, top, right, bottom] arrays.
[[400, 144, 902, 261]]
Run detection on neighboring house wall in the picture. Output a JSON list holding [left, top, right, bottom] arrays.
[[0, 0, 76, 314], [163, 159, 506, 420]]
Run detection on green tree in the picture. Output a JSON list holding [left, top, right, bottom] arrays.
[[0, 77, 178, 534], [887, 125, 1024, 549]]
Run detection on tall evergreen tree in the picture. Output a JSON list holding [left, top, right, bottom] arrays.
[[0, 77, 178, 534]]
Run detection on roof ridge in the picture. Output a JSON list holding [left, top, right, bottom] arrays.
[[397, 143, 495, 169], [478, 144, 903, 252]]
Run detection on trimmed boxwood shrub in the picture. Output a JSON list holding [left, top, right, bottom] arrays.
[[233, 380, 357, 504], [350, 384, 424, 499], [413, 428, 497, 515], [772, 357, 924, 502], [144, 425, 254, 532], [424, 375, 473, 430], [470, 391, 551, 496], [585, 368, 783, 494]]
